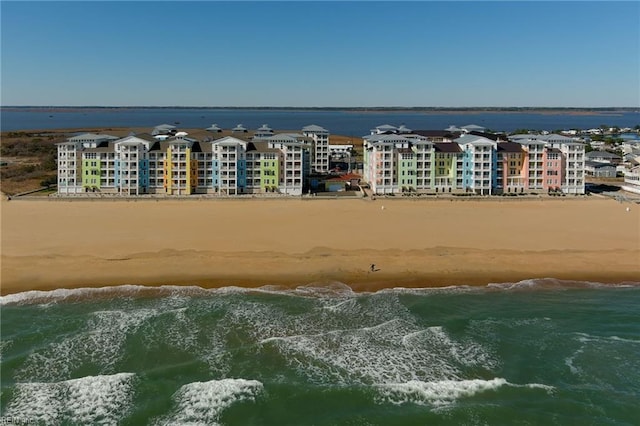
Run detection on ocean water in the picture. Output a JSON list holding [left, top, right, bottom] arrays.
[[1, 108, 639, 135], [1, 280, 639, 425]]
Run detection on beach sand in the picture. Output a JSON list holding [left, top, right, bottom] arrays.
[[1, 196, 638, 295]]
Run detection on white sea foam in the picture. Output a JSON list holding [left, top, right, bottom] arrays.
[[0, 339, 12, 362], [4, 372, 135, 425], [377, 285, 478, 296], [0, 284, 211, 306], [294, 281, 356, 298], [141, 303, 231, 376], [154, 378, 263, 426], [260, 319, 496, 386], [564, 351, 582, 376], [487, 279, 640, 291], [2, 280, 637, 307], [574, 332, 640, 345], [17, 308, 157, 381], [567, 332, 640, 381], [376, 378, 553, 407]]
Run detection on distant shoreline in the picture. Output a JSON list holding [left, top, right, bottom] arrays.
[[2, 106, 638, 115]]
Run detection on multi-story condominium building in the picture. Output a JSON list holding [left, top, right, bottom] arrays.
[[543, 148, 563, 191], [433, 143, 464, 193], [362, 133, 408, 194], [302, 125, 330, 173], [520, 139, 546, 192], [496, 142, 527, 194], [164, 135, 199, 195], [58, 125, 588, 198], [113, 135, 153, 195], [58, 127, 313, 197], [511, 134, 585, 194], [363, 132, 465, 195], [210, 136, 246, 195], [194, 133, 311, 196], [456, 134, 497, 195], [361, 127, 587, 196], [261, 133, 311, 195], [82, 134, 158, 195], [57, 133, 119, 194]]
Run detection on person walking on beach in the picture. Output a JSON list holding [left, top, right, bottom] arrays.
[[370, 264, 376, 272]]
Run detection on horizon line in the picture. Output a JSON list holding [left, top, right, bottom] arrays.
[[2, 105, 638, 110]]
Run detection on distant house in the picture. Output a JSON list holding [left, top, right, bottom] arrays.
[[584, 161, 617, 178], [585, 151, 621, 165], [253, 124, 274, 139], [205, 124, 222, 133], [412, 130, 459, 142], [621, 139, 640, 155], [370, 124, 398, 135], [460, 124, 486, 133], [152, 124, 177, 136]]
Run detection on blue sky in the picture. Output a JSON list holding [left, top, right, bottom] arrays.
[[1, 1, 638, 107]]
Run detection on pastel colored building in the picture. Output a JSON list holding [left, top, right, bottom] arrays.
[[543, 148, 563, 191], [57, 133, 118, 194], [361, 126, 587, 196], [511, 134, 586, 194], [363, 131, 465, 195], [362, 133, 413, 194], [496, 142, 526, 194], [456, 134, 497, 195], [57, 124, 588, 197]]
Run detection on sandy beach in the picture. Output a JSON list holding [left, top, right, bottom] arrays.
[[1, 196, 638, 295]]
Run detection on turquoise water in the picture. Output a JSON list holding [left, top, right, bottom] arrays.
[[1, 280, 639, 425]]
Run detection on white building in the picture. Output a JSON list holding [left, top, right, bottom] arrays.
[[112, 135, 155, 195], [622, 166, 640, 195], [210, 136, 246, 195], [302, 124, 330, 173], [264, 133, 310, 196]]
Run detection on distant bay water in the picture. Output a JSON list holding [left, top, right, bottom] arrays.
[[1, 108, 639, 136]]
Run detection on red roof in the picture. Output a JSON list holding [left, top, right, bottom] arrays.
[[340, 173, 361, 180]]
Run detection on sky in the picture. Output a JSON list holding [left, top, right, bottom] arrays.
[[1, 1, 638, 107]]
